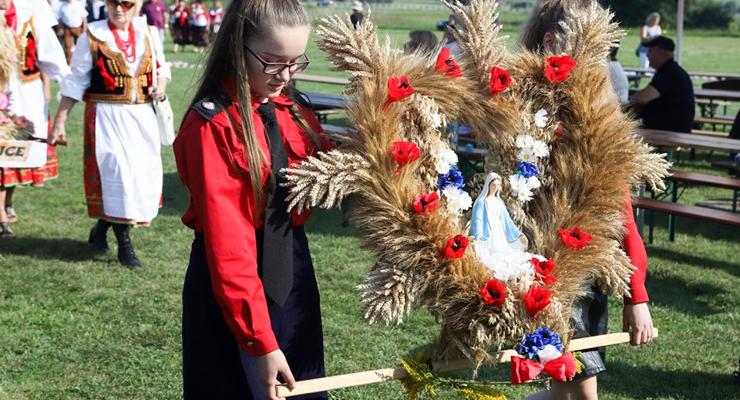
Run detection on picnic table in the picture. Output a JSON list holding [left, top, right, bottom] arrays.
[[623, 67, 740, 81], [636, 128, 740, 153]]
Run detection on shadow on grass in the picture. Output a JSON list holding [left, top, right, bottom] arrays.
[[0, 237, 96, 262], [160, 172, 189, 216], [648, 247, 740, 278], [647, 272, 726, 316], [599, 361, 737, 400], [305, 206, 356, 239]]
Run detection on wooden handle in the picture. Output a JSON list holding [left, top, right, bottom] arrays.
[[276, 328, 658, 397]]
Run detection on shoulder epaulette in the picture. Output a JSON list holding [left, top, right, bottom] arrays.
[[192, 93, 232, 121]]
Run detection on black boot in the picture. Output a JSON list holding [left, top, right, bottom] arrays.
[[88, 219, 111, 253], [112, 223, 143, 268]]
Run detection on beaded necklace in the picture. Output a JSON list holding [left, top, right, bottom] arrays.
[[108, 20, 136, 63]]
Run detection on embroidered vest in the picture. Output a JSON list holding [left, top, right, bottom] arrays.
[[83, 32, 153, 104], [15, 16, 41, 83]]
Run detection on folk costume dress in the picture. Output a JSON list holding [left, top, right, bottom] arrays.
[[174, 88, 334, 399], [60, 17, 170, 225], [1, 0, 69, 188]]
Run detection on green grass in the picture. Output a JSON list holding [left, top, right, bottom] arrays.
[[0, 9, 739, 400]]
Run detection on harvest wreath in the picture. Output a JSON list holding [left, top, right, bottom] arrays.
[[282, 0, 668, 392]]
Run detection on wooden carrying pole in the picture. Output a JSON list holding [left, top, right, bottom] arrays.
[[276, 329, 659, 397]]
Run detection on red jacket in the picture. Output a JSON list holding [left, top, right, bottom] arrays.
[[623, 199, 649, 304], [174, 90, 333, 357]]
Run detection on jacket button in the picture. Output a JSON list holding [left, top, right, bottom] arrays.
[[246, 341, 254, 347]]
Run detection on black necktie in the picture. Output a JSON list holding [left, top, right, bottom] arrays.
[[256, 103, 293, 306]]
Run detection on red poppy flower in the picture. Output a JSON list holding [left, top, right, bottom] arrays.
[[489, 66, 511, 94], [544, 55, 577, 83], [435, 48, 463, 78], [412, 192, 440, 214], [442, 234, 469, 259], [523, 285, 551, 317], [558, 227, 593, 250], [531, 257, 556, 276], [543, 352, 577, 382], [391, 141, 421, 169], [386, 75, 415, 104], [480, 278, 507, 306]]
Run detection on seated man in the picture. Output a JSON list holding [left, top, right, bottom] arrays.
[[630, 36, 695, 133]]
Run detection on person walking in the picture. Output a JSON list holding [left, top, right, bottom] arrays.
[[350, 1, 363, 28], [208, 1, 223, 37], [174, 0, 335, 398], [49, 0, 170, 267], [170, 0, 189, 52], [59, 0, 88, 63], [0, 0, 70, 238], [636, 12, 662, 70], [140, 0, 167, 46], [188, 0, 209, 53]]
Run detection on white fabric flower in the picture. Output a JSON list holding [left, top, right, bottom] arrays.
[[433, 146, 459, 174], [518, 147, 536, 163], [534, 109, 548, 128], [537, 344, 563, 364], [526, 176, 541, 190], [515, 134, 535, 148], [509, 175, 540, 202], [431, 113, 443, 129], [532, 140, 550, 159], [443, 187, 472, 213]]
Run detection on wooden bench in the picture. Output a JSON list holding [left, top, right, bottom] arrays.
[[633, 197, 740, 242], [320, 124, 354, 143], [691, 129, 730, 138], [667, 171, 740, 211]]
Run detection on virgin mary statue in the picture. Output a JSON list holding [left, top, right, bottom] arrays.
[[469, 172, 535, 282]]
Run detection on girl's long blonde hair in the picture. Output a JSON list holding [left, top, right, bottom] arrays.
[[189, 0, 319, 210]]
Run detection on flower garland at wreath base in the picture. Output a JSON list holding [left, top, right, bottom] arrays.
[[283, 0, 669, 379]]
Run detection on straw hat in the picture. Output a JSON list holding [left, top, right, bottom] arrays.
[[351, 1, 362, 11]]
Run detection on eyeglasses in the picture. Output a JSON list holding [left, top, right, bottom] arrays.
[[245, 46, 310, 75], [106, 0, 136, 11]]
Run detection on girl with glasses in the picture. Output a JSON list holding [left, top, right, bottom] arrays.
[[174, 0, 333, 398], [50, 0, 170, 267]]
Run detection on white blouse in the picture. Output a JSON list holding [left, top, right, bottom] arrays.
[[61, 17, 171, 103]]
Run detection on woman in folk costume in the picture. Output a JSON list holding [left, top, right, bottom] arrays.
[[0, 0, 69, 238], [169, 0, 189, 53], [520, 1, 654, 399], [49, 0, 170, 267], [174, 0, 334, 398]]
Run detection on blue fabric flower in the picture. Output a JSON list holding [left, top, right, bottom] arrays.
[[517, 161, 539, 179], [438, 166, 465, 191], [534, 327, 565, 352], [515, 333, 545, 359]]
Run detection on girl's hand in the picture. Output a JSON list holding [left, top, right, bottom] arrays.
[[257, 349, 296, 400]]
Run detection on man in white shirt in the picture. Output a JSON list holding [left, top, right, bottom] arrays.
[[59, 0, 88, 62]]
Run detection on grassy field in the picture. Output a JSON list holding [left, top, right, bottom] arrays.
[[0, 5, 739, 400]]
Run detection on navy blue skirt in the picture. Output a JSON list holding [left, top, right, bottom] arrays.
[[182, 227, 326, 399]]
